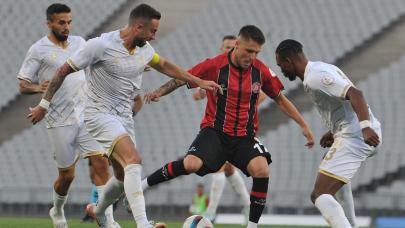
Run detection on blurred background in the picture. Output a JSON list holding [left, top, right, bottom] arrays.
[[1, 0, 405, 226]]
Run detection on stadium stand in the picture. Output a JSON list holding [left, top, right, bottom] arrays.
[[0, 0, 126, 110]]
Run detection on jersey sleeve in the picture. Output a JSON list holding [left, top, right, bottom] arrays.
[[17, 45, 41, 83], [261, 66, 284, 98], [186, 58, 216, 89], [67, 37, 105, 71], [309, 70, 352, 99]]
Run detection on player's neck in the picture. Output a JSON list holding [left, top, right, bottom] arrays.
[[297, 59, 308, 81], [120, 26, 136, 51], [47, 34, 68, 49]]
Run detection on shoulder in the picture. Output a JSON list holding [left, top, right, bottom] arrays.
[[69, 35, 86, 44]]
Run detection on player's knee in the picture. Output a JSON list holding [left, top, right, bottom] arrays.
[[224, 163, 235, 177], [310, 190, 320, 204], [251, 166, 269, 177], [59, 171, 75, 183], [184, 155, 203, 173]]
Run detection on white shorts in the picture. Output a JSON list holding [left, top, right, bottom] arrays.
[[84, 112, 135, 156], [47, 121, 104, 169], [319, 127, 382, 183]]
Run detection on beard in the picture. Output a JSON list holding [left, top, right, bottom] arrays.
[[287, 74, 297, 81], [132, 37, 146, 47], [52, 29, 68, 41]]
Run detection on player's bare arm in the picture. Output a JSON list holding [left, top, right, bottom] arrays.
[[19, 79, 50, 94], [28, 63, 74, 124], [273, 93, 315, 148], [144, 78, 185, 104], [346, 86, 380, 147], [151, 56, 222, 94]]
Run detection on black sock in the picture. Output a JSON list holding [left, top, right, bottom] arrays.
[[147, 159, 188, 186], [249, 177, 269, 223]]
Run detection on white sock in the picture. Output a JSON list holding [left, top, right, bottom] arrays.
[[142, 178, 149, 191], [124, 164, 150, 227], [336, 183, 358, 228], [94, 176, 124, 216], [247, 221, 258, 228], [227, 171, 250, 207], [205, 172, 226, 216], [95, 185, 116, 223], [53, 189, 67, 215], [315, 194, 351, 228]]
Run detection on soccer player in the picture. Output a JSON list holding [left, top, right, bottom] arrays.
[[275, 39, 381, 228], [18, 4, 117, 228], [142, 25, 314, 228], [192, 35, 265, 224], [28, 4, 221, 228]]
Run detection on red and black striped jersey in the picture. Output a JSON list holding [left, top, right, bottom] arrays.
[[188, 51, 284, 137]]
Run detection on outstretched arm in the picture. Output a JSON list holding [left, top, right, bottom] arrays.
[[346, 87, 380, 147], [274, 93, 315, 148], [28, 63, 74, 124], [144, 79, 186, 103], [151, 56, 222, 94], [19, 79, 49, 94]]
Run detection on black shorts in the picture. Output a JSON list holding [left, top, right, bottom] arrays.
[[187, 127, 272, 176]]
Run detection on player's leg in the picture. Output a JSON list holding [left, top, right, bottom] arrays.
[[47, 125, 79, 227], [143, 128, 226, 191], [224, 163, 250, 225], [311, 173, 351, 228], [225, 163, 250, 210], [311, 136, 373, 228], [230, 137, 271, 228], [203, 165, 226, 221], [335, 182, 358, 228]]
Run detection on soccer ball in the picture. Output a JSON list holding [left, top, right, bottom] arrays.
[[182, 215, 214, 228]]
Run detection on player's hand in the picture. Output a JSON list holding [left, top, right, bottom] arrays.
[[38, 80, 50, 93], [362, 127, 380, 147], [27, 106, 47, 124], [302, 127, 315, 149], [144, 91, 160, 104], [320, 131, 334, 148], [196, 79, 223, 95], [192, 88, 207, 100]]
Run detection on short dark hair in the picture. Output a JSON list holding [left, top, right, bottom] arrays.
[[129, 4, 161, 24], [238, 25, 265, 45], [276, 39, 304, 59], [222, 35, 236, 41], [46, 3, 71, 21]]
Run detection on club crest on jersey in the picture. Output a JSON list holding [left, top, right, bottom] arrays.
[[321, 76, 334, 85], [252, 82, 261, 94]]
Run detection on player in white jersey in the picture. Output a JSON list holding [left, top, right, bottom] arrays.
[[28, 4, 221, 228], [275, 39, 381, 228], [19, 4, 118, 228]]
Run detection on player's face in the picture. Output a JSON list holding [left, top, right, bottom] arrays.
[[47, 13, 72, 41], [276, 54, 297, 81], [234, 38, 262, 69], [132, 19, 160, 47], [220, 39, 236, 53]]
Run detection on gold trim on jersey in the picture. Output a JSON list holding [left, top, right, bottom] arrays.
[[148, 53, 160, 66], [319, 169, 348, 184], [82, 151, 105, 159], [67, 58, 79, 72], [341, 84, 352, 98], [58, 155, 80, 171], [108, 133, 131, 157]]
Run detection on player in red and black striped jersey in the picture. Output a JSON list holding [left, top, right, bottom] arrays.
[[142, 25, 314, 228]]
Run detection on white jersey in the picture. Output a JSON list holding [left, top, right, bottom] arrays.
[[303, 61, 380, 135], [18, 36, 87, 128], [67, 30, 156, 117]]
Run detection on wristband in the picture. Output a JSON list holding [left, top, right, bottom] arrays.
[[39, 99, 50, 111], [359, 120, 371, 129]]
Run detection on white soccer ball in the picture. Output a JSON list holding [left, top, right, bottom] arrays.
[[182, 215, 214, 228]]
